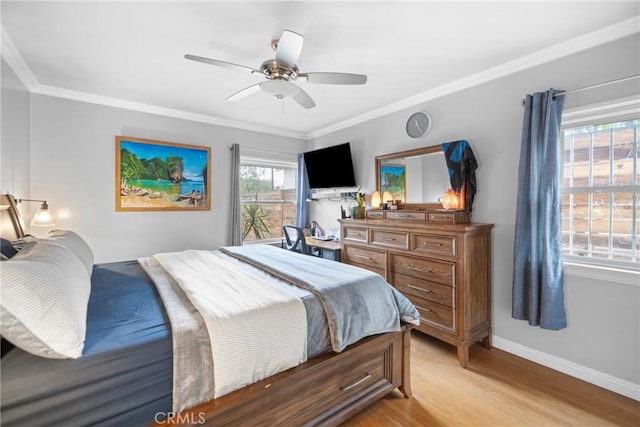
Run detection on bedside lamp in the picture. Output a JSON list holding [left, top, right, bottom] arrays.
[[441, 189, 459, 210], [18, 198, 55, 227], [382, 191, 393, 203], [371, 191, 381, 209]]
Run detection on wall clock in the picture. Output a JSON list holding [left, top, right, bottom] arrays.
[[406, 112, 431, 138]]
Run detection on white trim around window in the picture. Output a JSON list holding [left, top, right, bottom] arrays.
[[561, 95, 640, 276], [564, 260, 640, 287]]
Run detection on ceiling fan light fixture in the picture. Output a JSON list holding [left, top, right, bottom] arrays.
[[260, 80, 299, 99]]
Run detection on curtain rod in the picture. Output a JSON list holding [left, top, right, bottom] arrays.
[[521, 74, 640, 106], [227, 145, 299, 156]]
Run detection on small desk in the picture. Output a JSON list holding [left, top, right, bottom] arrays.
[[305, 236, 342, 261]]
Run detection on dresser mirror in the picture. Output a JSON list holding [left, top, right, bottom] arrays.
[[375, 145, 450, 210]]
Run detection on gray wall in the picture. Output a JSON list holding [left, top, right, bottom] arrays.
[[1, 58, 31, 205], [2, 32, 638, 398], [308, 34, 640, 389], [28, 95, 306, 263]]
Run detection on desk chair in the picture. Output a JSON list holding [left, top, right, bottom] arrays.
[[282, 225, 319, 256]]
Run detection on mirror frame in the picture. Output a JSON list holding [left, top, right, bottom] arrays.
[[375, 145, 447, 211]]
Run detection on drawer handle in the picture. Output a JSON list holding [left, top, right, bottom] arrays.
[[340, 373, 372, 391], [407, 266, 429, 272], [382, 237, 397, 241], [354, 254, 374, 262], [415, 305, 430, 313], [422, 241, 443, 247], [407, 285, 431, 293]]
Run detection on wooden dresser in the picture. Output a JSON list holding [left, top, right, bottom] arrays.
[[338, 213, 493, 367]]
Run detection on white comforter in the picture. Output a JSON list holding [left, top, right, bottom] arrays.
[[145, 250, 307, 401]]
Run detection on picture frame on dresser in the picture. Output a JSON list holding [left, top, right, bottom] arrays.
[[380, 163, 406, 203]]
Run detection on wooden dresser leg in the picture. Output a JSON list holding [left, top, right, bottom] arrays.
[[456, 344, 469, 368], [482, 330, 492, 350], [399, 328, 413, 398]]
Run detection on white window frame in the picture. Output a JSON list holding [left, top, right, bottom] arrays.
[[560, 96, 640, 286], [240, 156, 297, 245]]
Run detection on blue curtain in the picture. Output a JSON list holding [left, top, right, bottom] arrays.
[[295, 153, 310, 228], [512, 89, 567, 330], [229, 144, 242, 246]]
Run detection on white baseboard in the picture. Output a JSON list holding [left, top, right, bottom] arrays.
[[492, 336, 640, 401]]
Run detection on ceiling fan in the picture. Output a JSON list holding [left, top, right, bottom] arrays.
[[185, 30, 367, 109]]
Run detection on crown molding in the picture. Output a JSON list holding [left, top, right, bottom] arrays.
[[2, 15, 638, 141], [306, 15, 640, 140], [1, 27, 38, 91], [32, 85, 306, 140]]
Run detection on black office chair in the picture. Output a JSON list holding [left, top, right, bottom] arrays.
[[282, 225, 319, 256]]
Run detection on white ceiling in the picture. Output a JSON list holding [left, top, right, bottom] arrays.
[[2, 1, 639, 139]]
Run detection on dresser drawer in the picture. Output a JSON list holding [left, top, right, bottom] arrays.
[[412, 233, 456, 257], [410, 295, 454, 331], [393, 272, 453, 307], [291, 338, 396, 419], [366, 210, 384, 219], [370, 229, 408, 249], [427, 210, 469, 224], [385, 211, 427, 221], [344, 246, 386, 272], [343, 226, 368, 243], [391, 254, 454, 286]]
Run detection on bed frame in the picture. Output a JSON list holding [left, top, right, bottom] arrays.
[[0, 193, 413, 426], [155, 325, 413, 426]]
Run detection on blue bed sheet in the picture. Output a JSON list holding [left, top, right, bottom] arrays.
[[0, 261, 173, 427]]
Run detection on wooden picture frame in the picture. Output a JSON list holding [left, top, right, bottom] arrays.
[[116, 136, 211, 211], [379, 163, 406, 203]]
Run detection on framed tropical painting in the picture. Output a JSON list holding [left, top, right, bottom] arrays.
[[380, 163, 406, 203], [115, 136, 211, 211]]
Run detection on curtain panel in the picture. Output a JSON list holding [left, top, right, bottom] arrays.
[[512, 89, 567, 330], [295, 153, 310, 228], [229, 143, 242, 246]]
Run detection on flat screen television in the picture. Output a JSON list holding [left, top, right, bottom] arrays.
[[303, 142, 357, 189]]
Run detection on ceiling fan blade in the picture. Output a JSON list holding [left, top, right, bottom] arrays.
[[291, 85, 316, 109], [226, 83, 262, 101], [301, 72, 367, 85], [185, 54, 260, 73], [275, 30, 304, 70]]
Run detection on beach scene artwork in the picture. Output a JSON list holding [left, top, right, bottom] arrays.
[[116, 136, 211, 211], [380, 163, 406, 203]]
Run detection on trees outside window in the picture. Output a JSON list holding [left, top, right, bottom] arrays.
[[240, 163, 297, 243]]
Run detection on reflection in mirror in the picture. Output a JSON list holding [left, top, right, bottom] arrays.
[[376, 145, 451, 209]]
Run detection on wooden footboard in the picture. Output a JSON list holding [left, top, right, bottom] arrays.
[[156, 325, 412, 426]]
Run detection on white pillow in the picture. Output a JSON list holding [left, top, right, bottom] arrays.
[[47, 229, 94, 275], [0, 239, 91, 359]]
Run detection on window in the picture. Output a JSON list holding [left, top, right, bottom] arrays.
[[240, 159, 297, 243], [561, 118, 639, 268]]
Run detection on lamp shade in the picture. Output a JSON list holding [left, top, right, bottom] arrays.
[[30, 202, 54, 227], [371, 191, 381, 209], [382, 191, 393, 203]]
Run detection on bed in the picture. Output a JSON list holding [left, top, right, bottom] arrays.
[[0, 196, 418, 426]]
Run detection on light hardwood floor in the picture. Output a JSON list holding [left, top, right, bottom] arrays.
[[342, 332, 640, 427]]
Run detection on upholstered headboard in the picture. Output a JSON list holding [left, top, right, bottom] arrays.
[[0, 194, 25, 240]]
